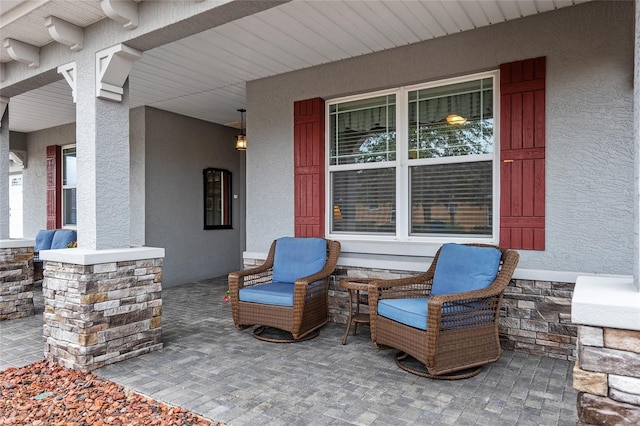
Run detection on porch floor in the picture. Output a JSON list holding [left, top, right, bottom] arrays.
[[0, 277, 577, 425]]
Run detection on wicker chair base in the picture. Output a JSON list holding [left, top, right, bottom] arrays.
[[395, 352, 483, 380], [253, 326, 319, 343]]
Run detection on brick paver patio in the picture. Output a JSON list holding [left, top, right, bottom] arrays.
[[0, 277, 577, 425]]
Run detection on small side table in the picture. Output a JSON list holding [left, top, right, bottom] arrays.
[[339, 278, 374, 345]]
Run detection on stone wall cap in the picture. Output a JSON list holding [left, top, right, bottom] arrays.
[[572, 276, 640, 331], [0, 238, 36, 249], [38, 247, 165, 265]]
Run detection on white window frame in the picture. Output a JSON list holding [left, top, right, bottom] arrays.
[[62, 144, 77, 229], [325, 70, 500, 253]]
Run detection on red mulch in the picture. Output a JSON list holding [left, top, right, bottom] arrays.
[[0, 360, 225, 426]]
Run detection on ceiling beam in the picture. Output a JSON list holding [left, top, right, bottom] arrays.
[[100, 0, 140, 30], [45, 16, 84, 51], [3, 38, 39, 68]]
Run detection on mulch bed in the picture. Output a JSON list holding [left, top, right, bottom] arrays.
[[0, 360, 225, 425]]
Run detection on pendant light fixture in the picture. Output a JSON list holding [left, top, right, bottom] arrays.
[[446, 114, 467, 125], [235, 108, 247, 151]]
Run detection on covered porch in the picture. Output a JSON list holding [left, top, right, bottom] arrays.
[[1, 0, 639, 424]]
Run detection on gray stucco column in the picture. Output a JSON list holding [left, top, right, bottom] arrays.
[[0, 100, 10, 240], [75, 46, 139, 250], [635, 0, 640, 291]]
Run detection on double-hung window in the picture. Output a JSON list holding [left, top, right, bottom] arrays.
[[62, 145, 77, 227], [328, 71, 498, 242]]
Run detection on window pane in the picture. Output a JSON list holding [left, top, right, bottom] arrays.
[[331, 168, 395, 234], [329, 95, 396, 165], [62, 146, 77, 227], [410, 161, 492, 236], [63, 147, 76, 186], [408, 78, 493, 160], [63, 188, 77, 226]]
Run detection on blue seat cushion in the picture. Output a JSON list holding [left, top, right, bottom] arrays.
[[272, 237, 326, 284], [239, 282, 295, 307], [51, 230, 77, 249], [378, 298, 428, 330], [34, 229, 57, 252], [378, 298, 491, 331], [431, 244, 501, 296]]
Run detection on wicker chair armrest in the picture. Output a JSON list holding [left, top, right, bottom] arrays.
[[294, 262, 337, 286], [229, 267, 274, 286], [228, 263, 273, 281], [368, 272, 434, 301], [428, 283, 505, 305], [228, 239, 278, 292], [426, 286, 506, 336]]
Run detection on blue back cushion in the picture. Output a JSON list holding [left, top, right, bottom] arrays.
[[272, 237, 327, 283], [51, 230, 77, 249], [34, 230, 56, 252], [431, 244, 501, 296]]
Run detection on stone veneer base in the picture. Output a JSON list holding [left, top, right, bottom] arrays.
[[42, 255, 164, 372], [572, 276, 640, 424], [0, 245, 35, 320]]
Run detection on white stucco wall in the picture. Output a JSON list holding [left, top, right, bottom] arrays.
[[144, 107, 243, 286], [245, 1, 636, 276]]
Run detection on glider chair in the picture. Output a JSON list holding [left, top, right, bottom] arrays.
[[368, 243, 519, 379], [228, 237, 341, 342]]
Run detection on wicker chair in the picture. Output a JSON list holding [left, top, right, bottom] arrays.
[[368, 243, 519, 379], [228, 237, 341, 342]]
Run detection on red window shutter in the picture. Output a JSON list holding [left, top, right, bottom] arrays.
[[293, 98, 325, 237], [500, 57, 546, 250], [46, 145, 62, 230]]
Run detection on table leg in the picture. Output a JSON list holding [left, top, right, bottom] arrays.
[[353, 289, 360, 337], [341, 289, 355, 345]]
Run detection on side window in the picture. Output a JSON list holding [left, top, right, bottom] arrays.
[[62, 145, 77, 227]]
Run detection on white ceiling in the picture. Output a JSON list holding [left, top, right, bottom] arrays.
[[1, 0, 590, 133]]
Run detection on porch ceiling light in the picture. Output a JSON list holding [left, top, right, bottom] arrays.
[[235, 108, 247, 151], [446, 114, 467, 125]]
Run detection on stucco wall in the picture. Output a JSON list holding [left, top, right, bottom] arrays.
[[23, 123, 75, 238], [245, 0, 636, 276], [144, 107, 243, 286], [130, 107, 146, 247]]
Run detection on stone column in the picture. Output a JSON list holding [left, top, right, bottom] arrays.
[[572, 276, 640, 423], [0, 102, 34, 320], [41, 247, 164, 372], [0, 240, 35, 320]]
